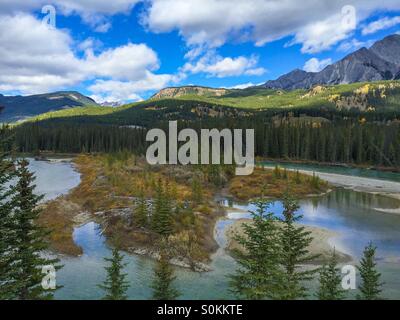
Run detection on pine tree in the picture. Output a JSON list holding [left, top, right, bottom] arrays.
[[191, 176, 203, 205], [317, 250, 346, 300], [294, 170, 301, 184], [273, 165, 281, 179], [357, 243, 383, 300], [0, 126, 17, 299], [151, 249, 180, 300], [152, 180, 174, 236], [277, 196, 318, 300], [134, 189, 148, 228], [11, 159, 61, 300], [99, 248, 129, 300], [229, 198, 282, 299]]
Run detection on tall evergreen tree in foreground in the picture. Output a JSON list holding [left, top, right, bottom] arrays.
[[357, 243, 383, 300], [12, 159, 61, 300], [229, 198, 282, 300], [276, 196, 318, 300], [151, 246, 180, 300], [99, 248, 129, 300], [0, 126, 17, 299], [317, 250, 346, 300]]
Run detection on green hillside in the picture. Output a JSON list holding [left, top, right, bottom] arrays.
[[21, 80, 400, 127]]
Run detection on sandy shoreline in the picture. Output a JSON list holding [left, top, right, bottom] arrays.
[[225, 219, 353, 264]]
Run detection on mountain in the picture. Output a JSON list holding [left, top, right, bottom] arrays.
[[0, 91, 98, 122], [263, 34, 400, 90], [370, 34, 400, 66], [151, 86, 229, 99]]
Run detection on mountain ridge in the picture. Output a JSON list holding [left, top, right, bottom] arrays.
[[0, 91, 98, 122], [151, 85, 229, 99], [262, 34, 400, 90]]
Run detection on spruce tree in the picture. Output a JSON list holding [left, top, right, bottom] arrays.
[[277, 196, 318, 300], [0, 126, 17, 299], [134, 189, 148, 228], [152, 180, 174, 236], [151, 249, 180, 300], [229, 198, 282, 300], [99, 248, 129, 300], [191, 176, 203, 205], [12, 159, 61, 300], [357, 243, 383, 300], [317, 250, 346, 300]]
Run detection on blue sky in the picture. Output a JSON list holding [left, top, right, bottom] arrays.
[[0, 1, 400, 103]]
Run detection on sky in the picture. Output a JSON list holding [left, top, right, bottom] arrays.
[[0, 0, 400, 103]]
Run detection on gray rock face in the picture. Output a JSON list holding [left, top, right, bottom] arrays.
[[264, 69, 315, 90], [370, 34, 400, 66], [262, 34, 400, 90]]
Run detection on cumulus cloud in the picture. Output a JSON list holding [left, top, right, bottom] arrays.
[[362, 16, 400, 35], [0, 0, 140, 32], [182, 53, 266, 78], [303, 58, 332, 73], [289, 8, 357, 54], [88, 73, 173, 103], [84, 44, 160, 81], [0, 14, 84, 93], [143, 0, 400, 53], [0, 13, 173, 102]]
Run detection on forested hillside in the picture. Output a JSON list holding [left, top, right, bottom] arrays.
[[4, 80, 400, 169]]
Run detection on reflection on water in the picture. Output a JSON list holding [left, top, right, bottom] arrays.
[[225, 189, 400, 258], [56, 222, 237, 300], [28, 159, 81, 201]]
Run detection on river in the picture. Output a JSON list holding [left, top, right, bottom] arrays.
[[28, 159, 400, 300]]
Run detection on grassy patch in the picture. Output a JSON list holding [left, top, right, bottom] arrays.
[[229, 167, 329, 201], [39, 199, 83, 256]]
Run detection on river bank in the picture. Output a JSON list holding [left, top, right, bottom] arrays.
[[262, 165, 400, 203]]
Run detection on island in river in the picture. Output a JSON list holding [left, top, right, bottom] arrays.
[[38, 154, 333, 269]]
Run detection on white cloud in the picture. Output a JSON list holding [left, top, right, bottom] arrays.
[[88, 73, 174, 103], [84, 43, 160, 81], [143, 0, 400, 53], [227, 82, 259, 89], [337, 38, 375, 52], [362, 16, 400, 35], [0, 14, 84, 93], [182, 53, 266, 78], [289, 8, 357, 54], [303, 58, 332, 73], [0, 0, 140, 32], [0, 0, 139, 16], [0, 13, 174, 102]]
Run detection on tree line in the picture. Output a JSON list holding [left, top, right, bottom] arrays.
[[9, 118, 400, 168]]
